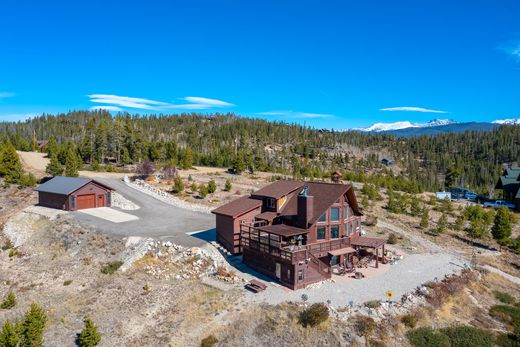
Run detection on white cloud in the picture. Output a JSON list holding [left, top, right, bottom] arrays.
[[87, 94, 235, 111], [183, 96, 235, 107], [88, 94, 169, 110], [90, 105, 124, 112], [0, 92, 15, 99], [257, 110, 334, 119], [379, 106, 448, 114]]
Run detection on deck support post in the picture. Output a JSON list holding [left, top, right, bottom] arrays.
[[375, 247, 379, 268]]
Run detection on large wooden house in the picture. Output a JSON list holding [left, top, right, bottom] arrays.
[[495, 167, 520, 211], [212, 180, 386, 289]]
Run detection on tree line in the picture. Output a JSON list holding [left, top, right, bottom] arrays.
[[0, 111, 519, 194]]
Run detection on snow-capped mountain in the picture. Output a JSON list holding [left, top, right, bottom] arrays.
[[354, 119, 457, 132], [492, 118, 520, 125]]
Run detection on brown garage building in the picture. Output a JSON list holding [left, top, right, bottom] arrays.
[[36, 176, 114, 211]]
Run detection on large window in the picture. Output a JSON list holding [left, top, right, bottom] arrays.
[[330, 208, 340, 222], [343, 206, 349, 220], [318, 213, 326, 223], [344, 223, 349, 236], [317, 227, 326, 240], [331, 225, 339, 239]]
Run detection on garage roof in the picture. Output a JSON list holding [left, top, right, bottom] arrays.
[[36, 176, 114, 195]]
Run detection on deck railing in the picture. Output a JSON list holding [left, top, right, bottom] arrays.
[[240, 223, 353, 264]]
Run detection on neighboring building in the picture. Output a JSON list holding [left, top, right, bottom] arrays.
[[37, 140, 48, 152], [495, 167, 520, 211], [212, 180, 386, 290], [436, 191, 452, 200], [36, 176, 114, 211]]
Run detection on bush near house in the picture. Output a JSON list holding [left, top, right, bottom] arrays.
[[298, 303, 329, 327], [200, 334, 218, 347]]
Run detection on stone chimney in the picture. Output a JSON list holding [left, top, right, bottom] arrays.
[[297, 186, 314, 229]]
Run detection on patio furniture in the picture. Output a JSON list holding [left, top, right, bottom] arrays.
[[245, 279, 267, 293]]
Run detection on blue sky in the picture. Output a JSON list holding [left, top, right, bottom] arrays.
[[1, 0, 519, 129]]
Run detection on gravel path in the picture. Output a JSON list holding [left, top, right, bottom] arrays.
[[245, 252, 465, 307]]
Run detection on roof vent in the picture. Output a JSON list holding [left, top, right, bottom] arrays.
[[299, 185, 309, 197]]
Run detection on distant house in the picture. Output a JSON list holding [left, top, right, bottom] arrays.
[[436, 191, 452, 200], [495, 167, 520, 211], [37, 140, 48, 152], [381, 158, 394, 166], [36, 176, 114, 211], [212, 180, 386, 290]]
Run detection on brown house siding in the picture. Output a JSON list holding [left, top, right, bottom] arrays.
[[38, 192, 68, 210], [216, 206, 261, 254], [38, 181, 112, 211], [68, 182, 111, 211]]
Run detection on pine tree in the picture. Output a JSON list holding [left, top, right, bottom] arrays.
[[0, 319, 21, 347], [232, 152, 246, 174], [224, 179, 232, 192], [181, 148, 193, 169], [420, 208, 429, 229], [46, 153, 63, 176], [207, 179, 217, 194], [20, 303, 47, 347], [361, 195, 369, 208], [410, 196, 422, 216], [190, 182, 197, 193], [0, 141, 23, 184], [1, 290, 16, 309], [434, 213, 448, 235], [46, 136, 58, 158], [172, 176, 184, 194], [491, 207, 513, 249], [31, 132, 38, 152], [64, 146, 80, 177], [466, 219, 488, 240], [78, 317, 101, 347], [198, 184, 208, 198]]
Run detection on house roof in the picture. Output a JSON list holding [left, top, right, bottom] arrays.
[[211, 196, 262, 218], [251, 180, 303, 199], [257, 223, 309, 237], [350, 236, 386, 248], [279, 182, 361, 225], [36, 176, 114, 195], [255, 211, 278, 221], [496, 168, 520, 194]]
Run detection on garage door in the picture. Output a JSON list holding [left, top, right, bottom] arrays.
[[76, 194, 96, 210]]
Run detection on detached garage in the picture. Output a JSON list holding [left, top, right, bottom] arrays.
[[36, 176, 114, 211]]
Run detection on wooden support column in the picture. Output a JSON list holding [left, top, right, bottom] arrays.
[[375, 247, 379, 268]]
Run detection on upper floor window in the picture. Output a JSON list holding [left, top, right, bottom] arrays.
[[266, 198, 276, 209], [330, 208, 340, 222], [330, 225, 339, 239], [317, 227, 326, 240], [318, 213, 326, 223], [343, 206, 349, 220]]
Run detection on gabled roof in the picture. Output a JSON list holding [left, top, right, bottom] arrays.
[[279, 181, 361, 225], [251, 180, 303, 199], [211, 196, 262, 218], [36, 176, 114, 195], [496, 168, 520, 191]]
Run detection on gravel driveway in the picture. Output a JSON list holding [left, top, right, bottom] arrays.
[[72, 178, 215, 247]]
